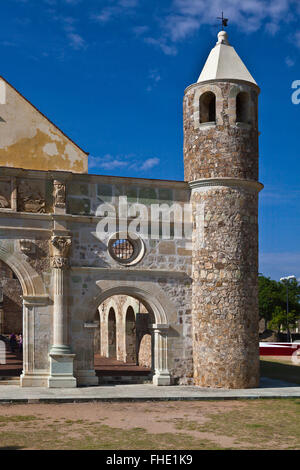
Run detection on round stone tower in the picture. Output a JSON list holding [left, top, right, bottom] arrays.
[[184, 30, 263, 389]]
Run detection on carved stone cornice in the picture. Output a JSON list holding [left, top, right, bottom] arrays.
[[189, 177, 264, 193]]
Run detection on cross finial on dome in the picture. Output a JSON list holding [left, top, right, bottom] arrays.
[[217, 12, 228, 30]]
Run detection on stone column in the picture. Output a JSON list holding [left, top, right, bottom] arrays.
[[48, 235, 76, 388], [151, 324, 171, 386], [190, 179, 263, 389]]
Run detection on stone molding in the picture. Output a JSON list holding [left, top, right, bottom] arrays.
[[71, 266, 190, 280], [189, 178, 264, 193], [184, 78, 260, 94], [22, 295, 50, 307]]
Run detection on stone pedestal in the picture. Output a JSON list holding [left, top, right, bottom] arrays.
[[20, 295, 50, 388], [48, 353, 76, 388]]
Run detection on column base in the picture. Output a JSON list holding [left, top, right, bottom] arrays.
[[152, 372, 171, 386], [20, 373, 48, 388], [76, 369, 99, 386], [48, 352, 77, 388]]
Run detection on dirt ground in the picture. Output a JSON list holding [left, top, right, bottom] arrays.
[[0, 399, 299, 450]]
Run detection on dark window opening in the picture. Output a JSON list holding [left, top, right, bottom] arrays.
[[236, 92, 249, 124], [200, 92, 216, 124]]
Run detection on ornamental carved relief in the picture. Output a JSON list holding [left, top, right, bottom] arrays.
[[19, 239, 32, 254], [53, 180, 66, 209], [18, 179, 46, 213], [50, 236, 72, 269]]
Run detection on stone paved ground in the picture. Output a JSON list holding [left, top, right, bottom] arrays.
[[0, 378, 298, 403]]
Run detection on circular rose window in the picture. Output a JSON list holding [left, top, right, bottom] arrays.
[[108, 233, 145, 266], [111, 238, 134, 260]]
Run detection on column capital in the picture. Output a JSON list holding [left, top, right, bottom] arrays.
[[50, 234, 72, 269]]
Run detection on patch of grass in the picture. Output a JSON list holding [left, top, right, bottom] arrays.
[[0, 419, 225, 450], [260, 358, 300, 385], [172, 399, 300, 450], [0, 415, 39, 423]]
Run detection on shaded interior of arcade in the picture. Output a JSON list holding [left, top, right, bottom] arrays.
[[93, 295, 153, 384]]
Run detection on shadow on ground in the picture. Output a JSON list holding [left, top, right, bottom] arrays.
[[260, 359, 300, 386]]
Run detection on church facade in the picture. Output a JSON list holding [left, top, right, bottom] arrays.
[[0, 31, 263, 389]]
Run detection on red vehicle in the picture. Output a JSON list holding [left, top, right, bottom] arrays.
[[259, 342, 300, 356]]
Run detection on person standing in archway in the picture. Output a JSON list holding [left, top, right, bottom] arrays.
[[9, 333, 17, 353]]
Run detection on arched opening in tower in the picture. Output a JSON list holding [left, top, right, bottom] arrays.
[[94, 294, 153, 384], [0, 260, 23, 381], [200, 91, 216, 123], [236, 92, 249, 124]]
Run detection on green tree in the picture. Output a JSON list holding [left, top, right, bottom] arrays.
[[258, 274, 300, 335], [268, 306, 298, 336], [258, 274, 283, 326]]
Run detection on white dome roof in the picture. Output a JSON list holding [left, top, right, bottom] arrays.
[[197, 31, 257, 86]]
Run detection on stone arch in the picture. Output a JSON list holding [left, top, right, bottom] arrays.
[[92, 284, 170, 325], [0, 242, 49, 387], [98, 297, 118, 357], [107, 307, 117, 358], [125, 305, 136, 363], [120, 296, 139, 362], [193, 84, 223, 129], [236, 91, 250, 123], [228, 84, 256, 127], [0, 244, 47, 298], [199, 91, 216, 123], [89, 282, 171, 385]]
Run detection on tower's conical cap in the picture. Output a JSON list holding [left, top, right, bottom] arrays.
[[197, 31, 257, 85]]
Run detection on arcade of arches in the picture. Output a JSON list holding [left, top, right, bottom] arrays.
[[94, 295, 153, 380]]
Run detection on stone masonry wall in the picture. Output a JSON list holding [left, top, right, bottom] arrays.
[[191, 186, 260, 388], [183, 81, 259, 182]]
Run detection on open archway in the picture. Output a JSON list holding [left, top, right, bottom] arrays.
[[108, 307, 117, 358], [0, 259, 23, 380], [125, 306, 136, 363], [0, 242, 49, 387], [90, 286, 170, 385]]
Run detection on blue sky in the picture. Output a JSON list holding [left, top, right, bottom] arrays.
[[1, 0, 300, 281]]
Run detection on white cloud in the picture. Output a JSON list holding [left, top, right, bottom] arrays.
[[144, 37, 177, 56], [67, 32, 86, 50], [260, 252, 300, 280], [295, 30, 300, 48], [132, 25, 149, 36], [143, 0, 300, 55], [91, 0, 139, 24], [259, 186, 300, 206], [146, 69, 162, 92], [89, 154, 160, 173], [285, 56, 295, 67], [140, 158, 160, 171]]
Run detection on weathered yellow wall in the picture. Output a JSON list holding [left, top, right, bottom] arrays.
[[0, 78, 88, 173]]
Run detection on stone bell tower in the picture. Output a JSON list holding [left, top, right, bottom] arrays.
[[184, 30, 263, 388]]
